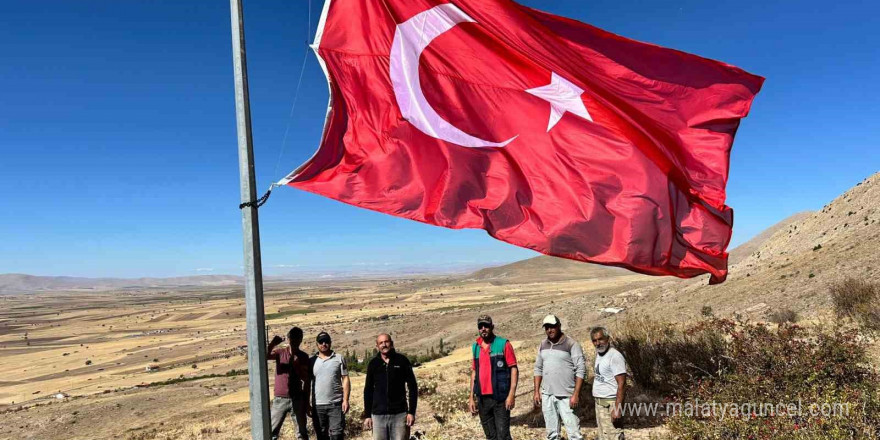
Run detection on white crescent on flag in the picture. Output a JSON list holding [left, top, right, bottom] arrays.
[[389, 3, 518, 148]]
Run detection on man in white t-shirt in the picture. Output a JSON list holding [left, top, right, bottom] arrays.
[[590, 326, 626, 440]]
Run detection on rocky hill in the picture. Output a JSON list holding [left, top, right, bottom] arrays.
[[728, 211, 813, 265], [468, 254, 633, 284]]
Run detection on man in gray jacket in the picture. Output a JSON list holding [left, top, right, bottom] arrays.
[[533, 315, 585, 440]]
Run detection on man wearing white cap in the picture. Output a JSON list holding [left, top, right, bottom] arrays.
[[533, 314, 585, 440]]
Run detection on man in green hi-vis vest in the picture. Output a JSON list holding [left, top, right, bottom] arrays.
[[468, 315, 519, 440]]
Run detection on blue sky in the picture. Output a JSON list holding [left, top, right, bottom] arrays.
[[1, 0, 878, 278]]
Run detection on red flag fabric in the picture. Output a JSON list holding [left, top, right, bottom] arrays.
[[282, 0, 764, 283]]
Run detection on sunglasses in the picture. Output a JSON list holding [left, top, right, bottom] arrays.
[[317, 340, 331, 345], [477, 323, 492, 330]]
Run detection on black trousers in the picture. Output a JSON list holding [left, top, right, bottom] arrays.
[[478, 395, 512, 440], [312, 403, 345, 440]]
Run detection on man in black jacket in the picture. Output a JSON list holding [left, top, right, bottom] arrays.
[[362, 333, 418, 440]]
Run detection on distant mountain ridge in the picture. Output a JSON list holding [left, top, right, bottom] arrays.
[[468, 254, 633, 283], [0, 262, 486, 294], [0, 274, 242, 294]]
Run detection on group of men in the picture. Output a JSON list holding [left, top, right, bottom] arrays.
[[267, 314, 626, 440], [268, 329, 417, 440], [469, 314, 626, 440]]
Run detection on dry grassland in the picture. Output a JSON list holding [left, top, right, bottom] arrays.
[[0, 274, 667, 440]]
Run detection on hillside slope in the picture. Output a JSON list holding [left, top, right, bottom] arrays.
[[626, 172, 880, 319], [728, 211, 813, 265]]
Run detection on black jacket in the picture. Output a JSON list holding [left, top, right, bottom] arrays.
[[363, 350, 418, 416]]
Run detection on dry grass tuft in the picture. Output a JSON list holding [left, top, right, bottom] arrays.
[[614, 315, 728, 396], [831, 278, 880, 330], [767, 307, 799, 324]]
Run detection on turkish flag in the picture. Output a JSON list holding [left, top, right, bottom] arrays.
[[282, 0, 764, 283]]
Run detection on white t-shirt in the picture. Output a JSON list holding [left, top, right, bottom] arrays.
[[592, 347, 626, 398]]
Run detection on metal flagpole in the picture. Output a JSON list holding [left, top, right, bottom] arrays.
[[229, 0, 272, 439]]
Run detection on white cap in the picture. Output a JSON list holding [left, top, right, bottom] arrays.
[[542, 314, 560, 327]]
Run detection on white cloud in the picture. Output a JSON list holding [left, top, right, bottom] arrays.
[[194, 268, 215, 272]]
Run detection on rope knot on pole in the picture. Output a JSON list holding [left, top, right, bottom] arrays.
[[239, 184, 278, 210]]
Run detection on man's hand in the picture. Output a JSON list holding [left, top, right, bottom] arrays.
[[468, 397, 477, 415], [569, 393, 579, 409], [505, 395, 516, 411], [342, 400, 349, 415], [269, 335, 282, 345], [611, 404, 621, 420], [363, 417, 373, 430], [533, 391, 541, 407], [406, 414, 415, 426]]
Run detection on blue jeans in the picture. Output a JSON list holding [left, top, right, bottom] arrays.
[[541, 394, 582, 440]]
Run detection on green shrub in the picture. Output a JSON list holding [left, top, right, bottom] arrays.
[[342, 348, 378, 373], [145, 368, 247, 387], [666, 320, 880, 439], [344, 339, 452, 372], [405, 339, 454, 366], [265, 309, 313, 320]]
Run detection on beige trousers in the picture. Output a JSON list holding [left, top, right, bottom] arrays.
[[594, 397, 624, 440]]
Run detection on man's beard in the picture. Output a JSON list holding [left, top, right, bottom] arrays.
[[596, 345, 609, 354]]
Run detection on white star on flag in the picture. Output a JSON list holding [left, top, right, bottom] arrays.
[[525, 72, 593, 132]]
